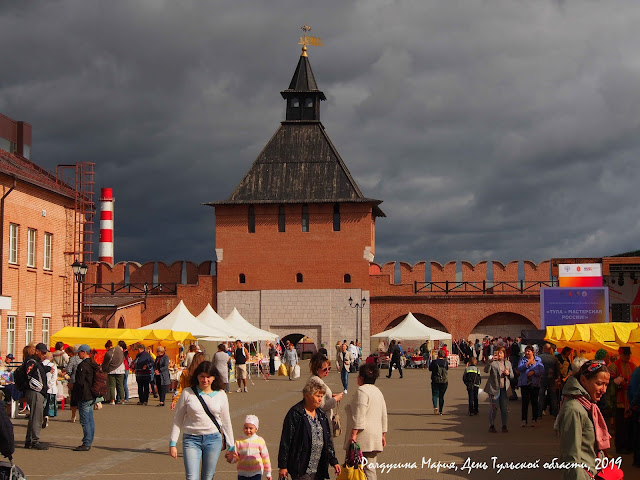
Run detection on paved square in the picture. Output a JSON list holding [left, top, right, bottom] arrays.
[[8, 367, 634, 479]]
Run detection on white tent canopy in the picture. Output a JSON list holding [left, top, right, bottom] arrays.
[[138, 300, 222, 338], [371, 312, 452, 341], [225, 307, 278, 342], [196, 304, 240, 341]]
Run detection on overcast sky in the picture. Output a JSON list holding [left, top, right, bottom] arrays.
[[2, 1, 640, 268]]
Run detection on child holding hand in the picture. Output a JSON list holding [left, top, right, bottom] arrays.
[[232, 414, 271, 480]]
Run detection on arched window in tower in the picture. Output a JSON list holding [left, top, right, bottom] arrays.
[[302, 204, 309, 232], [239, 273, 246, 284], [290, 98, 300, 108], [344, 274, 351, 283], [333, 203, 340, 231], [278, 205, 286, 232], [304, 98, 314, 108], [296, 272, 304, 283], [248, 205, 255, 233]]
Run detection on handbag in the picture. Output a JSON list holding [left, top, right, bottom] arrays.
[[332, 411, 342, 437], [192, 387, 228, 450], [278, 364, 288, 376], [292, 364, 301, 379], [337, 441, 365, 480]]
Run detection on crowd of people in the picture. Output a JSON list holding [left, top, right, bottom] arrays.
[[2, 334, 640, 479]]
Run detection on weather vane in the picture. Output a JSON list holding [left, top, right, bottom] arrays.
[[298, 24, 323, 56]]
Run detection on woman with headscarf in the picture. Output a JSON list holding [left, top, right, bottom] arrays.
[[278, 377, 341, 480], [556, 359, 612, 479]]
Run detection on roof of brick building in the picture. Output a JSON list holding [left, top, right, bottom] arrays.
[[0, 149, 76, 199], [207, 52, 384, 217]]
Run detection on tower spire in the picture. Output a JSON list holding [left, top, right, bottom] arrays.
[[298, 25, 323, 57]]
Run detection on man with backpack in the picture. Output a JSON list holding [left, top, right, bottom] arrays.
[[72, 344, 99, 451], [16, 343, 50, 450], [429, 349, 449, 415]]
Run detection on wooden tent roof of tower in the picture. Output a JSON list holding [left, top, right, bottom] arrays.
[[206, 49, 384, 218]]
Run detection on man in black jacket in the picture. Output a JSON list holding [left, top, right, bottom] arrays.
[[386, 340, 403, 378], [24, 343, 50, 450], [72, 344, 98, 451]]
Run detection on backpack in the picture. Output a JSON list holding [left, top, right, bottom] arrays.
[[11, 364, 28, 393], [0, 406, 14, 461], [91, 367, 108, 398], [433, 362, 448, 384], [0, 462, 26, 480]]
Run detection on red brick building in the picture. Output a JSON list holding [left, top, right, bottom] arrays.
[[0, 114, 79, 359], [82, 49, 640, 355]]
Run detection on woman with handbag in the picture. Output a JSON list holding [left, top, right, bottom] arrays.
[[170, 361, 235, 480], [343, 364, 387, 480], [278, 377, 341, 480]]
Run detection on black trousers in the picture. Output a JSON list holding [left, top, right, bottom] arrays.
[[615, 407, 633, 452], [467, 386, 479, 413], [136, 375, 150, 403], [521, 385, 540, 422], [155, 376, 167, 403], [388, 358, 402, 377]]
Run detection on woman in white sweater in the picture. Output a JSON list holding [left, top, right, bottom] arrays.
[[170, 361, 235, 480], [344, 363, 388, 480]]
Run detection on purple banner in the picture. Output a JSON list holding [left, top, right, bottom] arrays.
[[540, 287, 609, 328]]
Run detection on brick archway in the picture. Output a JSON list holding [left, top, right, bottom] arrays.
[[470, 312, 535, 341]]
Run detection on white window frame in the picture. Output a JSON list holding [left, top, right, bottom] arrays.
[[25, 316, 34, 345], [9, 224, 18, 264], [27, 228, 36, 267], [42, 317, 50, 347], [7, 316, 15, 356], [44, 232, 53, 270]]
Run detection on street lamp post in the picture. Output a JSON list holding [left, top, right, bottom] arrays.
[[348, 296, 367, 344], [72, 260, 88, 327]]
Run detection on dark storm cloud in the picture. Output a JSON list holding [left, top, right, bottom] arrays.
[[1, 1, 640, 267]]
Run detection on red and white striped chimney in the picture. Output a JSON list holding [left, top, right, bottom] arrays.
[[98, 188, 114, 264]]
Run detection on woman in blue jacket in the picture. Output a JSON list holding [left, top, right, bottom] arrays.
[[517, 345, 544, 427]]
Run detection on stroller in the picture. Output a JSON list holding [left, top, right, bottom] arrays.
[[0, 401, 26, 480]]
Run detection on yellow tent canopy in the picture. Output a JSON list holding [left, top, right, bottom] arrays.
[[50, 326, 195, 350], [544, 322, 640, 363]]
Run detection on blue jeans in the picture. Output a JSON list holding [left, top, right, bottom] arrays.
[[78, 400, 95, 446], [341, 368, 349, 391], [183, 433, 223, 480], [489, 387, 508, 428], [431, 382, 448, 412]]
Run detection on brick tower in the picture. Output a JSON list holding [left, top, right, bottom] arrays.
[[206, 43, 384, 355]]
